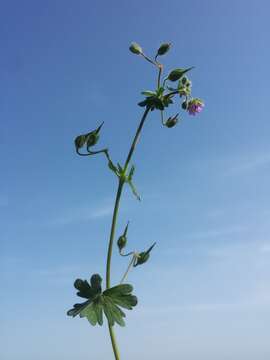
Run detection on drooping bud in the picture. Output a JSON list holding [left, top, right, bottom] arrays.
[[156, 43, 171, 57], [168, 67, 194, 82], [181, 76, 187, 85], [74, 135, 87, 150], [117, 222, 129, 253], [134, 242, 156, 267], [182, 101, 188, 110], [164, 114, 179, 128], [74, 123, 104, 153], [129, 42, 143, 55], [86, 122, 104, 149]]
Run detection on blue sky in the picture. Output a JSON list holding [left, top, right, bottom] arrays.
[[1, 0, 270, 359]]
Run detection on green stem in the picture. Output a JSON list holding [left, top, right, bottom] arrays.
[[108, 323, 121, 360], [105, 107, 150, 359]]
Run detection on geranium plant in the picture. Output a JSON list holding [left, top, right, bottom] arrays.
[[67, 42, 204, 359]]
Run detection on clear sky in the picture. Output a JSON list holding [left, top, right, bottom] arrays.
[[1, 1, 270, 359]]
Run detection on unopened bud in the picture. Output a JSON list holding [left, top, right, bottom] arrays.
[[182, 101, 188, 110], [157, 43, 171, 56], [74, 122, 104, 152], [134, 242, 156, 267], [129, 42, 143, 55], [168, 67, 194, 82], [117, 222, 129, 252], [181, 76, 187, 85], [74, 135, 86, 149], [164, 114, 179, 128]]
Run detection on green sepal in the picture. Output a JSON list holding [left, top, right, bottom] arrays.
[[134, 242, 156, 267]]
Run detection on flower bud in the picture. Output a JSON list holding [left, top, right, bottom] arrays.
[[74, 135, 87, 150], [181, 76, 187, 85], [157, 43, 171, 56], [129, 42, 143, 55], [164, 114, 179, 128], [117, 235, 127, 252], [117, 222, 129, 253], [168, 67, 194, 82], [134, 242, 156, 267], [182, 101, 188, 110], [74, 122, 104, 152]]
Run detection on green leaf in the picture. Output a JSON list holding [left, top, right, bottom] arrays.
[[103, 296, 126, 327], [74, 279, 95, 299], [67, 299, 92, 317], [128, 165, 135, 181], [104, 284, 134, 297], [108, 160, 119, 177], [67, 275, 138, 327], [81, 302, 98, 325], [102, 296, 115, 326], [104, 284, 137, 310], [141, 90, 156, 97], [138, 96, 165, 110], [90, 274, 102, 294], [94, 302, 103, 326], [156, 87, 165, 96], [128, 180, 141, 201]]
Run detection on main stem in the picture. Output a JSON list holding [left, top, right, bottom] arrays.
[[105, 107, 150, 359]]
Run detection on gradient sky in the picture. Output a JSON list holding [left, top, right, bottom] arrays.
[[1, 1, 270, 359]]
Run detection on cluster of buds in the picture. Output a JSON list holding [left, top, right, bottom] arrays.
[[178, 76, 192, 97], [129, 42, 204, 126]]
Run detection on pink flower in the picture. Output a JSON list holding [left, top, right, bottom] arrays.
[[187, 98, 204, 115]]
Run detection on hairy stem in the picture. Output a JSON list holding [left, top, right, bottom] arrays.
[[105, 107, 150, 359]]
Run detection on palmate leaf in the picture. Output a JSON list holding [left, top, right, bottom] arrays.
[[67, 275, 137, 327]]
